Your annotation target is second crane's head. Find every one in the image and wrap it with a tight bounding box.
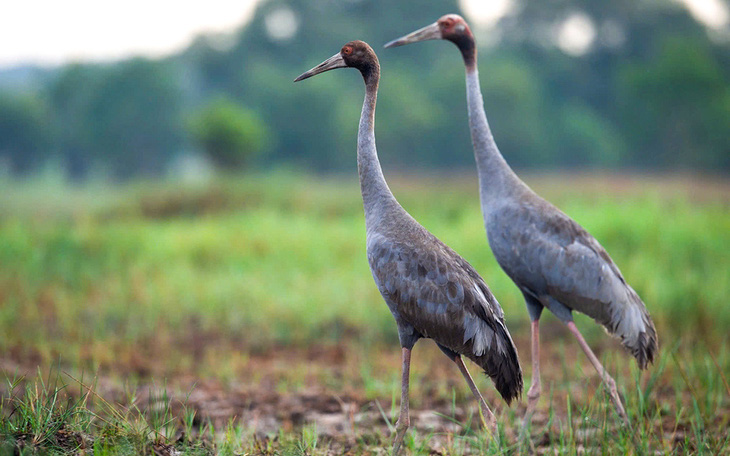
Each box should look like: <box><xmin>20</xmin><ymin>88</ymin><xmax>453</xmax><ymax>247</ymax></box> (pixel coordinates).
<box><xmin>294</xmin><ymin>40</ymin><xmax>380</xmax><ymax>84</ymax></box>
<box><xmin>384</xmin><ymin>14</ymin><xmax>476</xmax><ymax>67</ymax></box>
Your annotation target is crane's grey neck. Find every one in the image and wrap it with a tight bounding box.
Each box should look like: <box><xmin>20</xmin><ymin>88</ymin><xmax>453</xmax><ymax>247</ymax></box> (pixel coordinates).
<box><xmin>358</xmin><ymin>76</ymin><xmax>399</xmax><ymax>228</ymax></box>
<box><xmin>466</xmin><ymin>66</ymin><xmax>526</xmax><ymax>207</ymax></box>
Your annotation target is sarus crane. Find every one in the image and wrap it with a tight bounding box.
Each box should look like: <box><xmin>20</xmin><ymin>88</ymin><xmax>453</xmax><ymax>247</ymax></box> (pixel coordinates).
<box><xmin>385</xmin><ymin>15</ymin><xmax>658</xmax><ymax>429</ymax></box>
<box><xmin>295</xmin><ymin>40</ymin><xmax>522</xmax><ymax>454</ymax></box>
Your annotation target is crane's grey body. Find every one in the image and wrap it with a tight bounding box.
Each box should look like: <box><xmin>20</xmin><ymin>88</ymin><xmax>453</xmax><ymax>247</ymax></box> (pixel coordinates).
<box><xmin>295</xmin><ymin>41</ymin><xmax>520</xmax><ymax>453</ymax></box>
<box><xmin>384</xmin><ymin>14</ymin><xmax>657</xmax><ymax>430</ymax></box>
<box><xmin>467</xmin><ymin>68</ymin><xmax>657</xmax><ymax>367</ymax></box>
<box><xmin>355</xmin><ymin>45</ymin><xmax>521</xmax><ymax>402</ymax></box>
<box><xmin>367</xmin><ymin>225</ymin><xmax>521</xmax><ymax>396</ymax></box>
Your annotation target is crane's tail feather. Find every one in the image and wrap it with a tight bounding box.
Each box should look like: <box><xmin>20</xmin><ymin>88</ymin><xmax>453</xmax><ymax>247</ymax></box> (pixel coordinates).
<box><xmin>631</xmin><ymin>324</ymin><xmax>658</xmax><ymax>369</ymax></box>
<box><xmin>604</xmin><ymin>287</ymin><xmax>658</xmax><ymax>370</ymax></box>
<box><xmin>467</xmin><ymin>321</ymin><xmax>523</xmax><ymax>404</ymax></box>
<box><xmin>626</xmin><ymin>299</ymin><xmax>658</xmax><ymax>369</ymax></box>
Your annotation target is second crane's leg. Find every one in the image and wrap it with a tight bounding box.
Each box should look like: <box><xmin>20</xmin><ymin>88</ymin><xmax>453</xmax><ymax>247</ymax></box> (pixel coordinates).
<box><xmin>453</xmin><ymin>356</ymin><xmax>497</xmax><ymax>435</ymax></box>
<box><xmin>392</xmin><ymin>347</ymin><xmax>411</xmax><ymax>456</ymax></box>
<box><xmin>566</xmin><ymin>321</ymin><xmax>629</xmax><ymax>426</ymax></box>
<box><xmin>522</xmin><ymin>319</ymin><xmax>542</xmax><ymax>431</ymax></box>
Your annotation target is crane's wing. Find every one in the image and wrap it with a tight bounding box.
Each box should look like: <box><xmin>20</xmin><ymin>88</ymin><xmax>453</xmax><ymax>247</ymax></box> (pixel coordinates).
<box><xmin>487</xmin><ymin>200</ymin><xmax>657</xmax><ymax>367</ymax></box>
<box><xmin>367</xmin><ymin>231</ymin><xmax>522</xmax><ymax>402</ymax></box>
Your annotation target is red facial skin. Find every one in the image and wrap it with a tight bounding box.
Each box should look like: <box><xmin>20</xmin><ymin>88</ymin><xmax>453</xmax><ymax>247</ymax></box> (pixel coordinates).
<box><xmin>340</xmin><ymin>40</ymin><xmax>380</xmax><ymax>84</ymax></box>
<box><xmin>438</xmin><ymin>14</ymin><xmax>477</xmax><ymax>69</ymax></box>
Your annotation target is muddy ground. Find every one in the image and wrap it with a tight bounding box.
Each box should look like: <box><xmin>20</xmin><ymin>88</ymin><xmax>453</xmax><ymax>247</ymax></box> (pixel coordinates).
<box><xmin>0</xmin><ymin>324</ymin><xmax>725</xmax><ymax>454</ymax></box>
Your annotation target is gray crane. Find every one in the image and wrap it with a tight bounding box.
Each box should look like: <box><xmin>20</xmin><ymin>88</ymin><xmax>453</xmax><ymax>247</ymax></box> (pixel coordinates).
<box><xmin>385</xmin><ymin>15</ymin><xmax>658</xmax><ymax>429</ymax></box>
<box><xmin>295</xmin><ymin>40</ymin><xmax>522</xmax><ymax>453</ymax></box>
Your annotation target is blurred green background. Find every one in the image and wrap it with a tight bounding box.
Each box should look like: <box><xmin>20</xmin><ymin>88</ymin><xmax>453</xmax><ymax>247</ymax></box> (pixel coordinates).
<box><xmin>1</xmin><ymin>1</ymin><xmax>729</xmax><ymax>452</ymax></box>
<box><xmin>1</xmin><ymin>0</ymin><xmax>729</xmax><ymax>374</ymax></box>
<box><xmin>1</xmin><ymin>173</ymin><xmax>728</xmax><ymax>373</ymax></box>
<box><xmin>1</xmin><ymin>0</ymin><xmax>728</xmax><ymax>178</ymax></box>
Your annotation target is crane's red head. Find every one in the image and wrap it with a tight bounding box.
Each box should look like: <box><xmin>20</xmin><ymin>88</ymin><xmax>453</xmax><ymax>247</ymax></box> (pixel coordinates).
<box><xmin>384</xmin><ymin>14</ymin><xmax>476</xmax><ymax>67</ymax></box>
<box><xmin>294</xmin><ymin>40</ymin><xmax>380</xmax><ymax>84</ymax></box>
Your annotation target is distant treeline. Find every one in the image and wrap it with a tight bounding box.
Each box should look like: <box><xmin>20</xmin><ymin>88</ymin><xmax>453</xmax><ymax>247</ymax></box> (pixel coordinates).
<box><xmin>1</xmin><ymin>0</ymin><xmax>728</xmax><ymax>178</ymax></box>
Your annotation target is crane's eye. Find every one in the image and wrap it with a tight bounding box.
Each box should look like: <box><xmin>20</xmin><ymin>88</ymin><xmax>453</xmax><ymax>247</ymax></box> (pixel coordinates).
<box><xmin>342</xmin><ymin>46</ymin><xmax>353</xmax><ymax>55</ymax></box>
<box><xmin>443</xmin><ymin>18</ymin><xmax>454</xmax><ymax>27</ymax></box>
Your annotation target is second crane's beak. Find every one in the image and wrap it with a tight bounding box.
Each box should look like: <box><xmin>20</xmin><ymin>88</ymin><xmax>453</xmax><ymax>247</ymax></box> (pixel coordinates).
<box><xmin>294</xmin><ymin>52</ymin><xmax>347</xmax><ymax>82</ymax></box>
<box><xmin>384</xmin><ymin>22</ymin><xmax>442</xmax><ymax>48</ymax></box>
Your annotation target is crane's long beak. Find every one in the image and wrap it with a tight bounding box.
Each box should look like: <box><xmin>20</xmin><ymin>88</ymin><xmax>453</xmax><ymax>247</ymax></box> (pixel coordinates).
<box><xmin>294</xmin><ymin>52</ymin><xmax>347</xmax><ymax>82</ymax></box>
<box><xmin>384</xmin><ymin>22</ymin><xmax>441</xmax><ymax>48</ymax></box>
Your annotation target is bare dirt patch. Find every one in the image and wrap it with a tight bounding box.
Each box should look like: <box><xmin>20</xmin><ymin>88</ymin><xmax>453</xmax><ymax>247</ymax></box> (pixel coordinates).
<box><xmin>2</xmin><ymin>325</ymin><xmax>728</xmax><ymax>454</ymax></box>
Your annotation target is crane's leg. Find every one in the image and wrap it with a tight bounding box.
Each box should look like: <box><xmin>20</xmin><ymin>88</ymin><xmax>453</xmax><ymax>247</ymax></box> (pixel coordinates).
<box><xmin>391</xmin><ymin>347</ymin><xmax>412</xmax><ymax>456</ymax></box>
<box><xmin>453</xmin><ymin>355</ymin><xmax>498</xmax><ymax>436</ymax></box>
<box><xmin>566</xmin><ymin>321</ymin><xmax>629</xmax><ymax>426</ymax></box>
<box><xmin>522</xmin><ymin>319</ymin><xmax>542</xmax><ymax>431</ymax></box>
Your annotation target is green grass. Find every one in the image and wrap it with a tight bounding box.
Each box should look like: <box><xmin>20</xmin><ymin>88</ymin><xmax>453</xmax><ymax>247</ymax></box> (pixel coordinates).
<box><xmin>0</xmin><ymin>171</ymin><xmax>729</xmax><ymax>454</ymax></box>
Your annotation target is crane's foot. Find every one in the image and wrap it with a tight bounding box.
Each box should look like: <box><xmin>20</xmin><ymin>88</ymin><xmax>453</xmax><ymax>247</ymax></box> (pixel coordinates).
<box><xmin>473</xmin><ymin>394</ymin><xmax>500</xmax><ymax>447</ymax></box>
<box><xmin>476</xmin><ymin>405</ymin><xmax>498</xmax><ymax>440</ymax></box>
<box><xmin>453</xmin><ymin>356</ymin><xmax>500</xmax><ymax>444</ymax></box>
<box><xmin>517</xmin><ymin>381</ymin><xmax>541</xmax><ymax>454</ymax></box>
<box><xmin>603</xmin><ymin>374</ymin><xmax>630</xmax><ymax>427</ymax></box>
<box><xmin>391</xmin><ymin>415</ymin><xmax>409</xmax><ymax>456</ymax></box>
<box><xmin>519</xmin><ymin>319</ymin><xmax>542</xmax><ymax>450</ymax></box>
<box><xmin>392</xmin><ymin>346</ymin><xmax>412</xmax><ymax>456</ymax></box>
<box><xmin>566</xmin><ymin>322</ymin><xmax>632</xmax><ymax>429</ymax></box>
<box><xmin>520</xmin><ymin>380</ymin><xmax>541</xmax><ymax>434</ymax></box>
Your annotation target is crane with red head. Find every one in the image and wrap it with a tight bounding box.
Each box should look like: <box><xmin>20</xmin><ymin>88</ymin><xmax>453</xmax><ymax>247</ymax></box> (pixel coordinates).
<box><xmin>296</xmin><ymin>40</ymin><xmax>522</xmax><ymax>454</ymax></box>
<box><xmin>386</xmin><ymin>14</ymin><xmax>657</xmax><ymax>433</ymax></box>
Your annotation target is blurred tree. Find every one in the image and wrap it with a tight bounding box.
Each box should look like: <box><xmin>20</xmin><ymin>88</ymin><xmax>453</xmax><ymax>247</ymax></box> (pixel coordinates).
<box><xmin>86</xmin><ymin>58</ymin><xmax>185</xmax><ymax>177</ymax></box>
<box><xmin>0</xmin><ymin>92</ymin><xmax>50</xmax><ymax>173</ymax></box>
<box><xmin>46</xmin><ymin>64</ymin><xmax>102</xmax><ymax>177</ymax></box>
<box><xmin>2</xmin><ymin>0</ymin><xmax>728</xmax><ymax>176</ymax></box>
<box><xmin>47</xmin><ymin>59</ymin><xmax>185</xmax><ymax>178</ymax></box>
<box><xmin>497</xmin><ymin>0</ymin><xmax>729</xmax><ymax>170</ymax></box>
<box><xmin>555</xmin><ymin>101</ymin><xmax>627</xmax><ymax>168</ymax></box>
<box><xmin>225</xmin><ymin>0</ymin><xmax>470</xmax><ymax>171</ymax></box>
<box><xmin>189</xmin><ymin>98</ymin><xmax>269</xmax><ymax>169</ymax></box>
<box><xmin>617</xmin><ymin>36</ymin><xmax>730</xmax><ymax>169</ymax></box>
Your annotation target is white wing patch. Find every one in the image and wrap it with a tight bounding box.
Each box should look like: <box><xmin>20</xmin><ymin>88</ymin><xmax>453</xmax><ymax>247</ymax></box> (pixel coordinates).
<box><xmin>460</xmin><ymin>284</ymin><xmax>505</xmax><ymax>356</ymax></box>
<box><xmin>610</xmin><ymin>286</ymin><xmax>647</xmax><ymax>347</ymax></box>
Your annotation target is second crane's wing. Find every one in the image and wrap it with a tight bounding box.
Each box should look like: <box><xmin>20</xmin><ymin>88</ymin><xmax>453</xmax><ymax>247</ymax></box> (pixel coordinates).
<box><xmin>487</xmin><ymin>200</ymin><xmax>627</xmax><ymax>325</ymax></box>
<box><xmin>367</xmin><ymin>231</ymin><xmax>511</xmax><ymax>358</ymax></box>
<box><xmin>487</xmin><ymin>199</ymin><xmax>657</xmax><ymax>368</ymax></box>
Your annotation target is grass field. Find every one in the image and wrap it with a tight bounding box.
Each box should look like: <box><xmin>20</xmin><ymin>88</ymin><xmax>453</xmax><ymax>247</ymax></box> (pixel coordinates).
<box><xmin>0</xmin><ymin>171</ymin><xmax>729</xmax><ymax>454</ymax></box>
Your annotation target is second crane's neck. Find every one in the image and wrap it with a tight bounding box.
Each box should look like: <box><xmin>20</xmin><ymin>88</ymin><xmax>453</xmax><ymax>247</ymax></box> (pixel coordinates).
<box><xmin>465</xmin><ymin>66</ymin><xmax>527</xmax><ymax>208</ymax></box>
<box><xmin>358</xmin><ymin>72</ymin><xmax>399</xmax><ymax>228</ymax></box>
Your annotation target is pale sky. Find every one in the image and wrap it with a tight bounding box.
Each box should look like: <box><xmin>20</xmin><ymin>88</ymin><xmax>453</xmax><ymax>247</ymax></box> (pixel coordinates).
<box><xmin>0</xmin><ymin>0</ymin><xmax>726</xmax><ymax>68</ymax></box>
<box><xmin>0</xmin><ymin>0</ymin><xmax>259</xmax><ymax>66</ymax></box>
